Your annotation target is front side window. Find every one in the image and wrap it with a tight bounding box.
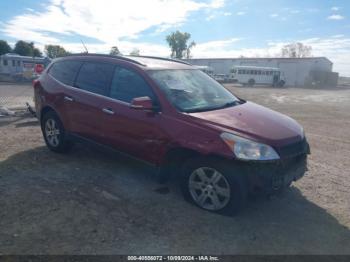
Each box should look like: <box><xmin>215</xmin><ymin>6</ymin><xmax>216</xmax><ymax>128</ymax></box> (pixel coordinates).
<box><xmin>75</xmin><ymin>62</ymin><xmax>115</xmax><ymax>96</ymax></box>
<box><xmin>148</xmin><ymin>69</ymin><xmax>241</xmax><ymax>113</ymax></box>
<box><xmin>12</xmin><ymin>60</ymin><xmax>15</xmax><ymax>67</ymax></box>
<box><xmin>49</xmin><ymin>60</ymin><xmax>82</xmax><ymax>86</ymax></box>
<box><xmin>109</xmin><ymin>67</ymin><xmax>156</xmax><ymax>103</ymax></box>
<box><xmin>3</xmin><ymin>59</ymin><xmax>8</xmax><ymax>66</ymax></box>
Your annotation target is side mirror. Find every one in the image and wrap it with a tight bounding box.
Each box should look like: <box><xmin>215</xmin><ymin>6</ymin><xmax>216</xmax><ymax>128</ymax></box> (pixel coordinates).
<box><xmin>130</xmin><ymin>96</ymin><xmax>155</xmax><ymax>111</ymax></box>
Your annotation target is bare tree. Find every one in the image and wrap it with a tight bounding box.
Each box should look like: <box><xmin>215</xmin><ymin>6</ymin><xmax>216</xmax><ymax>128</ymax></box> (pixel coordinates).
<box><xmin>281</xmin><ymin>42</ymin><xmax>312</xmax><ymax>58</ymax></box>
<box><xmin>129</xmin><ymin>48</ymin><xmax>140</xmax><ymax>56</ymax></box>
<box><xmin>45</xmin><ymin>45</ymin><xmax>69</xmax><ymax>58</ymax></box>
<box><xmin>109</xmin><ymin>46</ymin><xmax>121</xmax><ymax>56</ymax></box>
<box><xmin>185</xmin><ymin>41</ymin><xmax>196</xmax><ymax>59</ymax></box>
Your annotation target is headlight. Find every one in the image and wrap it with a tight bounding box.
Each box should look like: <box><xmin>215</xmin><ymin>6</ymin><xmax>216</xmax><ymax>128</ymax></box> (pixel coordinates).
<box><xmin>220</xmin><ymin>132</ymin><xmax>280</xmax><ymax>160</ymax></box>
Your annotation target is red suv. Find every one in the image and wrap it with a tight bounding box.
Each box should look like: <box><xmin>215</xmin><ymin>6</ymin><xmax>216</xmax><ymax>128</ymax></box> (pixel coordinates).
<box><xmin>34</xmin><ymin>54</ymin><xmax>310</xmax><ymax>215</ymax></box>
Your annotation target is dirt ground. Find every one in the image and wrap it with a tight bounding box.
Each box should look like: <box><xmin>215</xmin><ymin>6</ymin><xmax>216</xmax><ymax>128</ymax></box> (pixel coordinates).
<box><xmin>0</xmin><ymin>83</ymin><xmax>350</xmax><ymax>255</ymax></box>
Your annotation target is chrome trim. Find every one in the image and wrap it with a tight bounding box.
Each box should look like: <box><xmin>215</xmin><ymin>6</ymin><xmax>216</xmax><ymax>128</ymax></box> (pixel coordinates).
<box><xmin>102</xmin><ymin>108</ymin><xmax>115</xmax><ymax>115</ymax></box>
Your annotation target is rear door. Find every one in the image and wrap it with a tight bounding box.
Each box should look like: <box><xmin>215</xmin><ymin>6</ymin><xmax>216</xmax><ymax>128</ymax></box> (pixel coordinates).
<box><xmin>47</xmin><ymin>60</ymin><xmax>83</xmax><ymax>129</ymax></box>
<box><xmin>67</xmin><ymin>61</ymin><xmax>115</xmax><ymax>142</ymax></box>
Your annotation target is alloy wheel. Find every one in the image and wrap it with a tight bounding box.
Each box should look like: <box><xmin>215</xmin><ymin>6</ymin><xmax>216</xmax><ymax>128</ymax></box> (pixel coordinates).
<box><xmin>189</xmin><ymin>167</ymin><xmax>231</xmax><ymax>211</ymax></box>
<box><xmin>44</xmin><ymin>118</ymin><xmax>60</xmax><ymax>147</ymax></box>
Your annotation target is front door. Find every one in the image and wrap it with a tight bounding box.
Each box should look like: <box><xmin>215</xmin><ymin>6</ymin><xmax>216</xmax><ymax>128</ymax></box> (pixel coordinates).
<box><xmin>100</xmin><ymin>66</ymin><xmax>167</xmax><ymax>164</ymax></box>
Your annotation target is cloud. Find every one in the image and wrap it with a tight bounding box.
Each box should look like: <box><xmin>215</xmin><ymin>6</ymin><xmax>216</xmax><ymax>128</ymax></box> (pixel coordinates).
<box><xmin>270</xmin><ymin>13</ymin><xmax>279</xmax><ymax>18</ymax></box>
<box><xmin>191</xmin><ymin>38</ymin><xmax>242</xmax><ymax>57</ymax></box>
<box><xmin>327</xmin><ymin>14</ymin><xmax>345</xmax><ymax>20</ymax></box>
<box><xmin>2</xmin><ymin>0</ymin><xmax>225</xmax><ymax>45</ymax></box>
<box><xmin>331</xmin><ymin>6</ymin><xmax>340</xmax><ymax>11</ymax></box>
<box><xmin>209</xmin><ymin>0</ymin><xmax>225</xmax><ymax>8</ymax></box>
<box><xmin>332</xmin><ymin>34</ymin><xmax>345</xmax><ymax>38</ymax></box>
<box><xmin>298</xmin><ymin>28</ymin><xmax>312</xmax><ymax>33</ymax></box>
<box><xmin>206</xmin><ymin>14</ymin><xmax>216</xmax><ymax>21</ymax></box>
<box><xmin>57</xmin><ymin>41</ymin><xmax>170</xmax><ymax>57</ymax></box>
<box><xmin>223</xmin><ymin>12</ymin><xmax>232</xmax><ymax>16</ymax></box>
<box><xmin>236</xmin><ymin>11</ymin><xmax>246</xmax><ymax>16</ymax></box>
<box><xmin>307</xmin><ymin>8</ymin><xmax>319</xmax><ymax>13</ymax></box>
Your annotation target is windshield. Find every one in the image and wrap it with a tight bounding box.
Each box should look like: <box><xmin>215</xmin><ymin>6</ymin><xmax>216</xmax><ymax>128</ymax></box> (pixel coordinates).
<box><xmin>148</xmin><ymin>69</ymin><xmax>241</xmax><ymax>113</ymax></box>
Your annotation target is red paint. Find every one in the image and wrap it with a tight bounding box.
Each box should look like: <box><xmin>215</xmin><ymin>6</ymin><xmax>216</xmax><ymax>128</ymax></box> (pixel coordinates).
<box><xmin>34</xmin><ymin>55</ymin><xmax>307</xmax><ymax>166</ymax></box>
<box><xmin>35</xmin><ymin>64</ymin><xmax>44</xmax><ymax>74</ymax></box>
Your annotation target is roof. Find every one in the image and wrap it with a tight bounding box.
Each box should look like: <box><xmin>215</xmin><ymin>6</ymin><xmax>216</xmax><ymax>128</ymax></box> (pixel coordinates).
<box><xmin>185</xmin><ymin>56</ymin><xmax>333</xmax><ymax>64</ymax></box>
<box><xmin>62</xmin><ymin>53</ymin><xmax>194</xmax><ymax>70</ymax></box>
<box><xmin>195</xmin><ymin>65</ymin><xmax>214</xmax><ymax>70</ymax></box>
<box><xmin>232</xmin><ymin>65</ymin><xmax>280</xmax><ymax>70</ymax></box>
<box><xmin>0</xmin><ymin>53</ymin><xmax>46</xmax><ymax>60</ymax></box>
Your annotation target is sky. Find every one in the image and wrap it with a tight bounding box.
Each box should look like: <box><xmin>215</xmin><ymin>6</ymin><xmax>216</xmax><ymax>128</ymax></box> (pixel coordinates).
<box><xmin>0</xmin><ymin>0</ymin><xmax>349</xmax><ymax>76</ymax></box>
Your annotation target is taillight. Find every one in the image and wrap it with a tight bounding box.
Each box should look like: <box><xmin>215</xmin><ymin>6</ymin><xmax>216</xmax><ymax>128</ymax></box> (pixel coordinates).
<box><xmin>35</xmin><ymin>64</ymin><xmax>44</xmax><ymax>74</ymax></box>
<box><xmin>33</xmin><ymin>79</ymin><xmax>40</xmax><ymax>88</ymax></box>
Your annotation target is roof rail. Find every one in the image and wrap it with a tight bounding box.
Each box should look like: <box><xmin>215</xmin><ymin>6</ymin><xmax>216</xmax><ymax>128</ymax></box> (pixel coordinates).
<box><xmin>128</xmin><ymin>55</ymin><xmax>193</xmax><ymax>66</ymax></box>
<box><xmin>66</xmin><ymin>53</ymin><xmax>146</xmax><ymax>66</ymax></box>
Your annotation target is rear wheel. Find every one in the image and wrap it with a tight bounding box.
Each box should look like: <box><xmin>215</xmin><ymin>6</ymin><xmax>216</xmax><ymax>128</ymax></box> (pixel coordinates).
<box><xmin>41</xmin><ymin>111</ymin><xmax>73</xmax><ymax>153</ymax></box>
<box><xmin>248</xmin><ymin>78</ymin><xmax>255</xmax><ymax>87</ymax></box>
<box><xmin>278</xmin><ymin>80</ymin><xmax>285</xmax><ymax>87</ymax></box>
<box><xmin>181</xmin><ymin>157</ymin><xmax>247</xmax><ymax>215</ymax></box>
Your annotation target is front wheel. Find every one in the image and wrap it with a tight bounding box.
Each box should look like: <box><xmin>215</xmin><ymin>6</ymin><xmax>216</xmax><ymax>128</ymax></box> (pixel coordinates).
<box><xmin>181</xmin><ymin>157</ymin><xmax>248</xmax><ymax>215</ymax></box>
<box><xmin>41</xmin><ymin>111</ymin><xmax>73</xmax><ymax>153</ymax></box>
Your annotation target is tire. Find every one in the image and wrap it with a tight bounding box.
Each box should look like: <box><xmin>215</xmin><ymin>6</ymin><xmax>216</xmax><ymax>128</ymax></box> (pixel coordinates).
<box><xmin>248</xmin><ymin>79</ymin><xmax>255</xmax><ymax>87</ymax></box>
<box><xmin>41</xmin><ymin>111</ymin><xmax>73</xmax><ymax>153</ymax></box>
<box><xmin>181</xmin><ymin>157</ymin><xmax>248</xmax><ymax>215</ymax></box>
<box><xmin>278</xmin><ymin>80</ymin><xmax>285</xmax><ymax>87</ymax></box>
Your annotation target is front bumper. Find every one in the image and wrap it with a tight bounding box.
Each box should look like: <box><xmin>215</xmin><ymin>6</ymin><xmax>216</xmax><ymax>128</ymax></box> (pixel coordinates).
<box><xmin>238</xmin><ymin>154</ymin><xmax>308</xmax><ymax>194</ymax></box>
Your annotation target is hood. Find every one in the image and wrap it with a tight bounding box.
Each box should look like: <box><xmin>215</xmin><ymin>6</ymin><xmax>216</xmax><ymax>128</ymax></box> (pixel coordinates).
<box><xmin>188</xmin><ymin>101</ymin><xmax>304</xmax><ymax>147</ymax></box>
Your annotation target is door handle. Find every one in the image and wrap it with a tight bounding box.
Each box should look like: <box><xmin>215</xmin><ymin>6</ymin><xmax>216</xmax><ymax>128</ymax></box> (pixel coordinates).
<box><xmin>102</xmin><ymin>108</ymin><xmax>115</xmax><ymax>115</ymax></box>
<box><xmin>64</xmin><ymin>96</ymin><xmax>74</xmax><ymax>102</ymax></box>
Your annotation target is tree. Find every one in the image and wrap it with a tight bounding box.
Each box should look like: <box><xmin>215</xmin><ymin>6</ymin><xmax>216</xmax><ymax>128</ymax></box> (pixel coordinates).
<box><xmin>109</xmin><ymin>46</ymin><xmax>121</xmax><ymax>56</ymax></box>
<box><xmin>33</xmin><ymin>47</ymin><xmax>42</xmax><ymax>57</ymax></box>
<box><xmin>166</xmin><ymin>31</ymin><xmax>196</xmax><ymax>59</ymax></box>
<box><xmin>13</xmin><ymin>40</ymin><xmax>42</xmax><ymax>57</ymax></box>
<box><xmin>281</xmin><ymin>42</ymin><xmax>312</xmax><ymax>58</ymax></box>
<box><xmin>185</xmin><ymin>41</ymin><xmax>196</xmax><ymax>59</ymax></box>
<box><xmin>45</xmin><ymin>45</ymin><xmax>69</xmax><ymax>58</ymax></box>
<box><xmin>129</xmin><ymin>48</ymin><xmax>140</xmax><ymax>56</ymax></box>
<box><xmin>13</xmin><ymin>41</ymin><xmax>33</xmax><ymax>56</ymax></box>
<box><xmin>0</xmin><ymin>40</ymin><xmax>12</xmax><ymax>55</ymax></box>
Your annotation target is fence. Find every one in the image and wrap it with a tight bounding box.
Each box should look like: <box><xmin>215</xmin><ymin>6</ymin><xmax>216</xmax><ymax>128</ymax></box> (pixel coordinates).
<box><xmin>0</xmin><ymin>82</ymin><xmax>33</xmax><ymax>111</ymax></box>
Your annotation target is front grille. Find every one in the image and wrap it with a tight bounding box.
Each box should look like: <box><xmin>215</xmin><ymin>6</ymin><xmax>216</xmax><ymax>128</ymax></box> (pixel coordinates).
<box><xmin>277</xmin><ymin>138</ymin><xmax>310</xmax><ymax>158</ymax></box>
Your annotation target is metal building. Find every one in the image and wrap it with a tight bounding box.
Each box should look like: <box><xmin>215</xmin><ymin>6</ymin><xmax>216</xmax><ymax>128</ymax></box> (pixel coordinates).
<box><xmin>185</xmin><ymin>57</ymin><xmax>336</xmax><ymax>87</ymax></box>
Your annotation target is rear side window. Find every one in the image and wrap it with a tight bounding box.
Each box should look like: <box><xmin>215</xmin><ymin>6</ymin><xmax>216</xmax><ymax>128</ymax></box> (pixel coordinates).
<box><xmin>49</xmin><ymin>61</ymin><xmax>82</xmax><ymax>86</ymax></box>
<box><xmin>109</xmin><ymin>67</ymin><xmax>155</xmax><ymax>103</ymax></box>
<box><xmin>75</xmin><ymin>62</ymin><xmax>115</xmax><ymax>96</ymax></box>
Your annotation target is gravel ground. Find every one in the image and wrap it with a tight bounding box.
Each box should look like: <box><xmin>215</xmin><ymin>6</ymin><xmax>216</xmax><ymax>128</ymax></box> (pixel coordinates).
<box><xmin>0</xmin><ymin>82</ymin><xmax>33</xmax><ymax>110</ymax></box>
<box><xmin>0</xmin><ymin>83</ymin><xmax>350</xmax><ymax>255</ymax></box>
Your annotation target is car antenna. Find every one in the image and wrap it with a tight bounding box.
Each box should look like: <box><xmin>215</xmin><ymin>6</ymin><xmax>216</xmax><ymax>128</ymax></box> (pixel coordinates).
<box><xmin>80</xmin><ymin>39</ymin><xmax>89</xmax><ymax>53</ymax></box>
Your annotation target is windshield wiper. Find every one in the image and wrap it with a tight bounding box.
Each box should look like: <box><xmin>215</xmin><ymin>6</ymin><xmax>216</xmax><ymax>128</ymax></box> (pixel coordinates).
<box><xmin>222</xmin><ymin>101</ymin><xmax>239</xmax><ymax>108</ymax></box>
<box><xmin>185</xmin><ymin>100</ymin><xmax>240</xmax><ymax>113</ymax></box>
